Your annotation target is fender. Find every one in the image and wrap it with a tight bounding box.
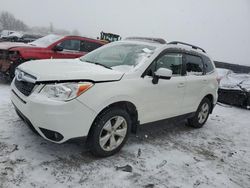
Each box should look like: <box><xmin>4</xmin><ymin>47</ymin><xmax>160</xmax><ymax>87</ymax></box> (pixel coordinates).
<box><xmin>92</xmin><ymin>95</ymin><xmax>138</xmax><ymax>116</ymax></box>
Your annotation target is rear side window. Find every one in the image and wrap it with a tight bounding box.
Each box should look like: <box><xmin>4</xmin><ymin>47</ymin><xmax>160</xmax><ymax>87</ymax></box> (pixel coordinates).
<box><xmin>185</xmin><ymin>54</ymin><xmax>204</xmax><ymax>76</ymax></box>
<box><xmin>156</xmin><ymin>53</ymin><xmax>183</xmax><ymax>75</ymax></box>
<box><xmin>203</xmin><ymin>56</ymin><xmax>214</xmax><ymax>73</ymax></box>
<box><xmin>80</xmin><ymin>41</ymin><xmax>102</xmax><ymax>52</ymax></box>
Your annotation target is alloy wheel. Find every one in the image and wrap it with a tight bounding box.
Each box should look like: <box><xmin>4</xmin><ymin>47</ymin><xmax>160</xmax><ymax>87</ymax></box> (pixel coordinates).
<box><xmin>198</xmin><ymin>103</ymin><xmax>209</xmax><ymax>124</ymax></box>
<box><xmin>99</xmin><ymin>116</ymin><xmax>128</xmax><ymax>151</ymax></box>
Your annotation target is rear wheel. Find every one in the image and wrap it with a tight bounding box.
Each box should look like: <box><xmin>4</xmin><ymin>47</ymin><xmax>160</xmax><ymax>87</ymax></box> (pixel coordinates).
<box><xmin>88</xmin><ymin>107</ymin><xmax>131</xmax><ymax>157</ymax></box>
<box><xmin>188</xmin><ymin>98</ymin><xmax>211</xmax><ymax>128</ymax></box>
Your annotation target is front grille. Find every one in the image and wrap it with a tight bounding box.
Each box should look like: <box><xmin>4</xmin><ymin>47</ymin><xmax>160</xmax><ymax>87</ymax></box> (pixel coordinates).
<box><xmin>14</xmin><ymin>78</ymin><xmax>35</xmax><ymax>96</ymax></box>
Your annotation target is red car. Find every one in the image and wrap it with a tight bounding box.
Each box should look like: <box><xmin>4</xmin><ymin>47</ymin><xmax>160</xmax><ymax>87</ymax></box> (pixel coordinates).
<box><xmin>0</xmin><ymin>34</ymin><xmax>107</xmax><ymax>79</ymax></box>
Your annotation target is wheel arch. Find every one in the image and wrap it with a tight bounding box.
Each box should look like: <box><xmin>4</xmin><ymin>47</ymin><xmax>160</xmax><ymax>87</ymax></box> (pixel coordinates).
<box><xmin>87</xmin><ymin>101</ymin><xmax>139</xmax><ymax>141</ymax></box>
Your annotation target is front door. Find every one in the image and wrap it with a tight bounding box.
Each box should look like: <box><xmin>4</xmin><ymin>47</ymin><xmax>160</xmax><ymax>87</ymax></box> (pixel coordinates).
<box><xmin>52</xmin><ymin>39</ymin><xmax>85</xmax><ymax>59</ymax></box>
<box><xmin>137</xmin><ymin>52</ymin><xmax>187</xmax><ymax>124</ymax></box>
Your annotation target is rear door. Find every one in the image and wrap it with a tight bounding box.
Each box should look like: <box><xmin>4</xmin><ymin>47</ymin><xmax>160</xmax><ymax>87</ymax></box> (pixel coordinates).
<box><xmin>182</xmin><ymin>53</ymin><xmax>207</xmax><ymax>113</ymax></box>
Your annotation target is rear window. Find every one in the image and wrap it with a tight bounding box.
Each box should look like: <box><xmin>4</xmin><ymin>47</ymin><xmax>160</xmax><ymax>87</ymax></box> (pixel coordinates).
<box><xmin>203</xmin><ymin>56</ymin><xmax>215</xmax><ymax>73</ymax></box>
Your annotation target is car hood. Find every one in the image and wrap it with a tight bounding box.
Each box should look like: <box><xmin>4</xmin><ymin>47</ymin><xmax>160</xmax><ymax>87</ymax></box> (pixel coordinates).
<box><xmin>17</xmin><ymin>59</ymin><xmax>124</xmax><ymax>82</ymax></box>
<box><xmin>0</xmin><ymin>42</ymin><xmax>33</xmax><ymax>50</ymax></box>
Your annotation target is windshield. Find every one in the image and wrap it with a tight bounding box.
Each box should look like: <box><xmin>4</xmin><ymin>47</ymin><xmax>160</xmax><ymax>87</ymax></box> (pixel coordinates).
<box><xmin>80</xmin><ymin>42</ymin><xmax>156</xmax><ymax>72</ymax></box>
<box><xmin>29</xmin><ymin>34</ymin><xmax>63</xmax><ymax>47</ymax></box>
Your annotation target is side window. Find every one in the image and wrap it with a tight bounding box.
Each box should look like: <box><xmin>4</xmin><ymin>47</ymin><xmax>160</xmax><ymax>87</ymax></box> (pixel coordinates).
<box><xmin>59</xmin><ymin>40</ymin><xmax>80</xmax><ymax>51</ymax></box>
<box><xmin>80</xmin><ymin>41</ymin><xmax>102</xmax><ymax>52</ymax></box>
<box><xmin>185</xmin><ymin>55</ymin><xmax>204</xmax><ymax>76</ymax></box>
<box><xmin>203</xmin><ymin>56</ymin><xmax>214</xmax><ymax>73</ymax></box>
<box><xmin>156</xmin><ymin>53</ymin><xmax>183</xmax><ymax>76</ymax></box>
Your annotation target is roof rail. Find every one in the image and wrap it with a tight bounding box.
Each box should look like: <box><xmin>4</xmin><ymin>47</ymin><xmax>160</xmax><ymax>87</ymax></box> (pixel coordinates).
<box><xmin>168</xmin><ymin>41</ymin><xmax>206</xmax><ymax>53</ymax></box>
<box><xmin>125</xmin><ymin>37</ymin><xmax>167</xmax><ymax>44</ymax></box>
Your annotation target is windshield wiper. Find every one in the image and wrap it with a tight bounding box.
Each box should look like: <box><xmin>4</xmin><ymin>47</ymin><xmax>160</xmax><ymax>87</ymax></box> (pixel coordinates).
<box><xmin>84</xmin><ymin>60</ymin><xmax>112</xmax><ymax>70</ymax></box>
<box><xmin>94</xmin><ymin>62</ymin><xmax>112</xmax><ymax>70</ymax></box>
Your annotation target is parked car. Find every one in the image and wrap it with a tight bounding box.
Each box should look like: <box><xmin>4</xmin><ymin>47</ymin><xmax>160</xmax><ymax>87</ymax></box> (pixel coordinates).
<box><xmin>3</xmin><ymin>33</ymin><xmax>43</xmax><ymax>43</ymax></box>
<box><xmin>0</xmin><ymin>34</ymin><xmax>107</xmax><ymax>79</ymax></box>
<box><xmin>18</xmin><ymin>34</ymin><xmax>43</xmax><ymax>43</ymax></box>
<box><xmin>217</xmin><ymin>68</ymin><xmax>250</xmax><ymax>109</ymax></box>
<box><xmin>0</xmin><ymin>30</ymin><xmax>21</xmax><ymax>39</ymax></box>
<box><xmin>1</xmin><ymin>31</ymin><xmax>23</xmax><ymax>42</ymax></box>
<box><xmin>11</xmin><ymin>38</ymin><xmax>218</xmax><ymax>157</ymax></box>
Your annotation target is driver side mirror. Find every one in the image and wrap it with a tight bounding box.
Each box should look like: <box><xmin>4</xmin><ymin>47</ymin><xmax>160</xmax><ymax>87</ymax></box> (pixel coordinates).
<box><xmin>53</xmin><ymin>45</ymin><xmax>63</xmax><ymax>52</ymax></box>
<box><xmin>152</xmin><ymin>68</ymin><xmax>172</xmax><ymax>84</ymax></box>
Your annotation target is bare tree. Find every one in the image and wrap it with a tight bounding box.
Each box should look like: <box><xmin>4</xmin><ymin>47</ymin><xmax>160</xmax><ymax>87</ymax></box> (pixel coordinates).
<box><xmin>0</xmin><ymin>11</ymin><xmax>28</xmax><ymax>31</ymax></box>
<box><xmin>0</xmin><ymin>11</ymin><xmax>73</xmax><ymax>36</ymax></box>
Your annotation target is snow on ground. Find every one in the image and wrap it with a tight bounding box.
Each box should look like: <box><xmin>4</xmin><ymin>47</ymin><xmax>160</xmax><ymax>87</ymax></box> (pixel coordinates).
<box><xmin>0</xmin><ymin>81</ymin><xmax>250</xmax><ymax>188</ymax></box>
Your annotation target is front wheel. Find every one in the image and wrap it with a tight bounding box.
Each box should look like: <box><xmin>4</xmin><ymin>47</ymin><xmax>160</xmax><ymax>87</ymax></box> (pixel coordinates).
<box><xmin>88</xmin><ymin>108</ymin><xmax>131</xmax><ymax>157</ymax></box>
<box><xmin>188</xmin><ymin>98</ymin><xmax>211</xmax><ymax>128</ymax></box>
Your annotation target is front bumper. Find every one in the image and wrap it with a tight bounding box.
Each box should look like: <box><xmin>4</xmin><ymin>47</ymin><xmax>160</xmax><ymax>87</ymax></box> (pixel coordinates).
<box><xmin>11</xmin><ymin>82</ymin><xmax>98</xmax><ymax>143</ymax></box>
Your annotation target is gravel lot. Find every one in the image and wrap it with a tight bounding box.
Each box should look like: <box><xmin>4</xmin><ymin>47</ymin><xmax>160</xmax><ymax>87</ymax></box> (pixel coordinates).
<box><xmin>0</xmin><ymin>81</ymin><xmax>250</xmax><ymax>188</ymax></box>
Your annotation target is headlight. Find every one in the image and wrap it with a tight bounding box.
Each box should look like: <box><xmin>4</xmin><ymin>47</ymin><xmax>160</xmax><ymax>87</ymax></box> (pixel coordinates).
<box><xmin>40</xmin><ymin>82</ymin><xmax>94</xmax><ymax>101</ymax></box>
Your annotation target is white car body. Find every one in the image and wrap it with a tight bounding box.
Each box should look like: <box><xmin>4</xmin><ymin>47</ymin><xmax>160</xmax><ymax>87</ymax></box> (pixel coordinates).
<box><xmin>11</xmin><ymin>39</ymin><xmax>218</xmax><ymax>145</ymax></box>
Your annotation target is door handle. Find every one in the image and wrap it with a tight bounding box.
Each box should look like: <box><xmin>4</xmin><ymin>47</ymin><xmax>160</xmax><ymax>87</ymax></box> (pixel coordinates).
<box><xmin>178</xmin><ymin>83</ymin><xmax>185</xmax><ymax>88</ymax></box>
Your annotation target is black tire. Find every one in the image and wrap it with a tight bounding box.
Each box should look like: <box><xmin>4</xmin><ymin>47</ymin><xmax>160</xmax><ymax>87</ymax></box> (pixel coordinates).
<box><xmin>188</xmin><ymin>97</ymin><xmax>211</xmax><ymax>128</ymax></box>
<box><xmin>87</xmin><ymin>107</ymin><xmax>131</xmax><ymax>157</ymax></box>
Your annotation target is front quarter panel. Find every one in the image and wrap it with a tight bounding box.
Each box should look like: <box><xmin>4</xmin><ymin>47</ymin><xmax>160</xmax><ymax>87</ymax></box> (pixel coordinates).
<box><xmin>77</xmin><ymin>80</ymin><xmax>139</xmax><ymax>115</ymax></box>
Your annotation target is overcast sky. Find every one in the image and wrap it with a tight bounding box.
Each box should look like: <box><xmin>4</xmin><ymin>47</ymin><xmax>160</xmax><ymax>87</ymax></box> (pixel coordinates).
<box><xmin>1</xmin><ymin>0</ymin><xmax>250</xmax><ymax>65</ymax></box>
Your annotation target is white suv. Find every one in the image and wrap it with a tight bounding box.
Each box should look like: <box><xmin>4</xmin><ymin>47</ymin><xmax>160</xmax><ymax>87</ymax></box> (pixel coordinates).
<box><xmin>11</xmin><ymin>38</ymin><xmax>218</xmax><ymax>157</ymax></box>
